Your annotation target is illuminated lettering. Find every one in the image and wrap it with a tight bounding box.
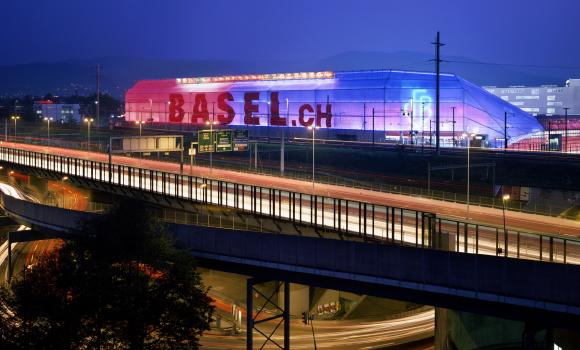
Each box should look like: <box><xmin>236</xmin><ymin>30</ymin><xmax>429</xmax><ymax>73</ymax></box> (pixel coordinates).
<box><xmin>316</xmin><ymin>103</ymin><xmax>332</xmax><ymax>127</ymax></box>
<box><xmin>244</xmin><ymin>92</ymin><xmax>260</xmax><ymax>125</ymax></box>
<box><xmin>217</xmin><ymin>92</ymin><xmax>235</xmax><ymax>124</ymax></box>
<box><xmin>168</xmin><ymin>94</ymin><xmax>184</xmax><ymax>122</ymax></box>
<box><xmin>191</xmin><ymin>93</ymin><xmax>209</xmax><ymax>124</ymax></box>
<box><xmin>298</xmin><ymin>104</ymin><xmax>314</xmax><ymax>127</ymax></box>
<box><xmin>269</xmin><ymin>92</ymin><xmax>286</xmax><ymax>126</ymax></box>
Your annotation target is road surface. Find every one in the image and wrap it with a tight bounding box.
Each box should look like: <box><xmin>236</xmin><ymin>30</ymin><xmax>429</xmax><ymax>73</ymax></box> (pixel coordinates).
<box><xmin>0</xmin><ymin>141</ymin><xmax>577</xmax><ymax>238</ymax></box>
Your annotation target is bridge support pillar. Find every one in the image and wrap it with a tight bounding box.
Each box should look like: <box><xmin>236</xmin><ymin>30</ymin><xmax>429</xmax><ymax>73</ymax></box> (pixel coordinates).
<box><xmin>434</xmin><ymin>309</ymin><xmax>563</xmax><ymax>349</ymax></box>
<box><xmin>246</xmin><ymin>279</ymin><xmax>290</xmax><ymax>350</ymax></box>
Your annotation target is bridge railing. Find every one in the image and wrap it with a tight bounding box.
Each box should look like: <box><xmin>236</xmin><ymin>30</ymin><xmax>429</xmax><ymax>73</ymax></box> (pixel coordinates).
<box><xmin>0</xmin><ymin>145</ymin><xmax>578</xmax><ymax>265</ymax></box>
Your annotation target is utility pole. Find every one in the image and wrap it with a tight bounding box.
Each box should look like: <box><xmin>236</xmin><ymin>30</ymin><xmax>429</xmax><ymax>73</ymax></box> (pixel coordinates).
<box><xmin>96</xmin><ymin>64</ymin><xmax>101</xmax><ymax>128</ymax></box>
<box><xmin>281</xmin><ymin>99</ymin><xmax>288</xmax><ymax>176</ymax></box>
<box><xmin>431</xmin><ymin>31</ymin><xmax>444</xmax><ymax>155</ymax></box>
<box><xmin>421</xmin><ymin>102</ymin><xmax>425</xmax><ymax>151</ymax></box>
<box><xmin>548</xmin><ymin>121</ymin><xmax>552</xmax><ymax>151</ymax></box>
<box><xmin>563</xmin><ymin>107</ymin><xmax>570</xmax><ymax>153</ymax></box>
<box><xmin>504</xmin><ymin>111</ymin><xmax>508</xmax><ymax>151</ymax></box>
<box><xmin>451</xmin><ymin>106</ymin><xmax>456</xmax><ymax>147</ymax></box>
<box><xmin>372</xmin><ymin>107</ymin><xmax>375</xmax><ymax>145</ymax></box>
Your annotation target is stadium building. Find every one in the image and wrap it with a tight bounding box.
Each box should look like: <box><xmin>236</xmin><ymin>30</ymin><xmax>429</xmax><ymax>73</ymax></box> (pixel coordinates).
<box><xmin>125</xmin><ymin>69</ymin><xmax>543</xmax><ymax>148</ymax></box>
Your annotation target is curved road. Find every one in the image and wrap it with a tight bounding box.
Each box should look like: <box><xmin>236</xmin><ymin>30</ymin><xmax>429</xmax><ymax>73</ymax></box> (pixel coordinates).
<box><xmin>1</xmin><ymin>141</ymin><xmax>577</xmax><ymax>237</ymax></box>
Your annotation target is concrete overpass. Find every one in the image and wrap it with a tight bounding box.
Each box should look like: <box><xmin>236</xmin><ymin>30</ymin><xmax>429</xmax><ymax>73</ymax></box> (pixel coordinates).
<box><xmin>1</xmin><ymin>192</ymin><xmax>579</xmax><ymax>330</ymax></box>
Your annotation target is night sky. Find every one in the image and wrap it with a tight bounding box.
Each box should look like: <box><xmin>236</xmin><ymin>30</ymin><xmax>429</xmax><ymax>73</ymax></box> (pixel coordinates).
<box><xmin>2</xmin><ymin>0</ymin><xmax>579</xmax><ymax>67</ymax></box>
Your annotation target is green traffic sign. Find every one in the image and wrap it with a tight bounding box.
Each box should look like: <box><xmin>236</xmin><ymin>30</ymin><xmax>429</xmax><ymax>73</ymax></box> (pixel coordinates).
<box><xmin>198</xmin><ymin>130</ymin><xmax>214</xmax><ymax>153</ymax></box>
<box><xmin>233</xmin><ymin>129</ymin><xmax>249</xmax><ymax>151</ymax></box>
<box><xmin>215</xmin><ymin>130</ymin><xmax>233</xmax><ymax>152</ymax></box>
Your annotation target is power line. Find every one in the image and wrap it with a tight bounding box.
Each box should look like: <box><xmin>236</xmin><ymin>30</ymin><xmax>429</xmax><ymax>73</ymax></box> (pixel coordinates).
<box><xmin>445</xmin><ymin>60</ymin><xmax>580</xmax><ymax>70</ymax></box>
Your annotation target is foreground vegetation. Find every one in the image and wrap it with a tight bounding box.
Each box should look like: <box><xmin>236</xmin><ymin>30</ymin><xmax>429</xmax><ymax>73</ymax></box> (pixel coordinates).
<box><xmin>0</xmin><ymin>201</ymin><xmax>213</xmax><ymax>350</ymax></box>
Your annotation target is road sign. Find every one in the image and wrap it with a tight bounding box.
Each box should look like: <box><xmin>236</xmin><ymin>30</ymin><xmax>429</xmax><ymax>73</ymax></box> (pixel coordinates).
<box><xmin>198</xmin><ymin>130</ymin><xmax>214</xmax><ymax>153</ymax></box>
<box><xmin>188</xmin><ymin>147</ymin><xmax>196</xmax><ymax>156</ymax></box>
<box><xmin>112</xmin><ymin>135</ymin><xmax>183</xmax><ymax>153</ymax></box>
<box><xmin>216</xmin><ymin>130</ymin><xmax>234</xmax><ymax>152</ymax></box>
<box><xmin>233</xmin><ymin>129</ymin><xmax>249</xmax><ymax>151</ymax></box>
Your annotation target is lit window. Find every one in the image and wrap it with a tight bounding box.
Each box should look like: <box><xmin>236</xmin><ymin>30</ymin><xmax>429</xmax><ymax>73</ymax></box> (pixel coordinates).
<box><xmin>515</xmin><ymin>96</ymin><xmax>539</xmax><ymax>100</ymax></box>
<box><xmin>547</xmin><ymin>95</ymin><xmax>556</xmax><ymax>101</ymax></box>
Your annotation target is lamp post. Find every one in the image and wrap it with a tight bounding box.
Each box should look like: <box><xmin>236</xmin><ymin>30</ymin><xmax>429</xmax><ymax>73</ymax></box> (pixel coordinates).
<box><xmin>421</xmin><ymin>102</ymin><xmax>425</xmax><ymax>150</ymax></box>
<box><xmin>563</xmin><ymin>107</ymin><xmax>570</xmax><ymax>153</ymax></box>
<box><xmin>135</xmin><ymin>120</ymin><xmax>145</xmax><ymax>137</ymax></box>
<box><xmin>502</xmin><ymin>193</ymin><xmax>510</xmax><ymax>256</ymax></box>
<box><xmin>43</xmin><ymin>117</ymin><xmax>53</xmax><ymax>145</ymax></box>
<box><xmin>94</xmin><ymin>100</ymin><xmax>99</xmax><ymax>128</ymax></box>
<box><xmin>205</xmin><ymin>119</ymin><xmax>218</xmax><ymax>175</ymax></box>
<box><xmin>61</xmin><ymin>176</ymin><xmax>69</xmax><ymax>208</ymax></box>
<box><xmin>84</xmin><ymin>117</ymin><xmax>94</xmax><ymax>153</ymax></box>
<box><xmin>11</xmin><ymin>115</ymin><xmax>19</xmax><ymax>139</ymax></box>
<box><xmin>451</xmin><ymin>106</ymin><xmax>456</xmax><ymax>147</ymax></box>
<box><xmin>401</xmin><ymin>99</ymin><xmax>414</xmax><ymax>144</ymax></box>
<box><xmin>463</xmin><ymin>132</ymin><xmax>475</xmax><ymax>223</ymax></box>
<box><xmin>307</xmin><ymin>125</ymin><xmax>319</xmax><ymax>192</ymax></box>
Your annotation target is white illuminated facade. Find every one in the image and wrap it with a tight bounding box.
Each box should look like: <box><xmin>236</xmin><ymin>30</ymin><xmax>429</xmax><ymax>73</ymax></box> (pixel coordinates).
<box><xmin>484</xmin><ymin>79</ymin><xmax>580</xmax><ymax>116</ymax></box>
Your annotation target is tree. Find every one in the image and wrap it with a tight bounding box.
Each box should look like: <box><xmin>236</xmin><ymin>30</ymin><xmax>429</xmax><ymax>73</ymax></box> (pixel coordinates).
<box><xmin>0</xmin><ymin>200</ymin><xmax>213</xmax><ymax>349</ymax></box>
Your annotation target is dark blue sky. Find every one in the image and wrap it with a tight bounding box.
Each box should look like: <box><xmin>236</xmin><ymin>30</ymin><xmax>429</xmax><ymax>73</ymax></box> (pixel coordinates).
<box><xmin>2</xmin><ymin>0</ymin><xmax>579</xmax><ymax>66</ymax></box>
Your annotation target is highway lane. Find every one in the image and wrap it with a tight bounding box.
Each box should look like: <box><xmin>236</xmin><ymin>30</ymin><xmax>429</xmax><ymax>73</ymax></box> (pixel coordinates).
<box><xmin>1</xmin><ymin>141</ymin><xmax>577</xmax><ymax>237</ymax></box>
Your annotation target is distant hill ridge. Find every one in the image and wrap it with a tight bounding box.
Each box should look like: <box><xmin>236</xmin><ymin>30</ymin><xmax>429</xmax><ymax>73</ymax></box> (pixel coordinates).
<box><xmin>0</xmin><ymin>52</ymin><xmax>575</xmax><ymax>97</ymax></box>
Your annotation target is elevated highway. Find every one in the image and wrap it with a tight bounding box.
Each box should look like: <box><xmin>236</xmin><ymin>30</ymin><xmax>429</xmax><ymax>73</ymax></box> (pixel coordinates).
<box><xmin>0</xmin><ymin>191</ymin><xmax>579</xmax><ymax>329</ymax></box>
<box><xmin>0</xmin><ymin>142</ymin><xmax>578</xmax><ymax>265</ymax></box>
<box><xmin>1</xmin><ymin>141</ymin><xmax>577</xmax><ymax>236</ymax></box>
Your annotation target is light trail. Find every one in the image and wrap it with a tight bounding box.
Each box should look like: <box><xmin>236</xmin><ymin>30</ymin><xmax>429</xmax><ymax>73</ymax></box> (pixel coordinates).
<box><xmin>0</xmin><ymin>145</ymin><xmax>578</xmax><ymax>265</ymax></box>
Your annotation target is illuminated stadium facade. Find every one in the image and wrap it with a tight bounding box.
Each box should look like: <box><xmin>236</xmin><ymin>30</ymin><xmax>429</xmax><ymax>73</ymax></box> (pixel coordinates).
<box><xmin>125</xmin><ymin>69</ymin><xmax>544</xmax><ymax>148</ymax></box>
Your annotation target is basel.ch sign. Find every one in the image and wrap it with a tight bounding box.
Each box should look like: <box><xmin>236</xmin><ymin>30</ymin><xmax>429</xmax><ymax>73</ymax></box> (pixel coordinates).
<box><xmin>168</xmin><ymin>92</ymin><xmax>332</xmax><ymax>128</ymax></box>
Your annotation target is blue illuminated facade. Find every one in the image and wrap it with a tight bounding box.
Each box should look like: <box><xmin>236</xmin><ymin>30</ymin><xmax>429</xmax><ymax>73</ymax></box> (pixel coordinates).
<box><xmin>126</xmin><ymin>69</ymin><xmax>544</xmax><ymax>147</ymax></box>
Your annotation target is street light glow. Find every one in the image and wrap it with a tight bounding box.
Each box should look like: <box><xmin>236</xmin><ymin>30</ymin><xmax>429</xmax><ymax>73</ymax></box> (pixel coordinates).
<box><xmin>502</xmin><ymin>194</ymin><xmax>510</xmax><ymax>201</ymax></box>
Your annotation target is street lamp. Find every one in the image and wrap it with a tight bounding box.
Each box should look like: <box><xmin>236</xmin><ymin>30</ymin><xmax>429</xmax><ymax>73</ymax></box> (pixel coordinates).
<box><xmin>11</xmin><ymin>115</ymin><xmax>19</xmax><ymax>139</ymax></box>
<box><xmin>307</xmin><ymin>125</ymin><xmax>319</xmax><ymax>192</ymax></box>
<box><xmin>401</xmin><ymin>99</ymin><xmax>414</xmax><ymax>144</ymax></box>
<box><xmin>135</xmin><ymin>120</ymin><xmax>146</xmax><ymax>137</ymax></box>
<box><xmin>61</xmin><ymin>176</ymin><xmax>69</xmax><ymax>208</ymax></box>
<box><xmin>563</xmin><ymin>107</ymin><xmax>570</xmax><ymax>153</ymax></box>
<box><xmin>205</xmin><ymin>119</ymin><xmax>218</xmax><ymax>175</ymax></box>
<box><xmin>43</xmin><ymin>117</ymin><xmax>53</xmax><ymax>145</ymax></box>
<box><xmin>463</xmin><ymin>132</ymin><xmax>476</xmax><ymax>222</ymax></box>
<box><xmin>451</xmin><ymin>106</ymin><xmax>456</xmax><ymax>147</ymax></box>
<box><xmin>501</xmin><ymin>193</ymin><xmax>510</xmax><ymax>256</ymax></box>
<box><xmin>84</xmin><ymin>117</ymin><xmax>94</xmax><ymax>152</ymax></box>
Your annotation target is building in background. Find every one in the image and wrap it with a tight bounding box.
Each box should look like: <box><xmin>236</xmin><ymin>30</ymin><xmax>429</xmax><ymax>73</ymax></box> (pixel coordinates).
<box><xmin>33</xmin><ymin>100</ymin><xmax>81</xmax><ymax>123</ymax></box>
<box><xmin>484</xmin><ymin>79</ymin><xmax>580</xmax><ymax>117</ymax></box>
<box><xmin>125</xmin><ymin>69</ymin><xmax>543</xmax><ymax>149</ymax></box>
